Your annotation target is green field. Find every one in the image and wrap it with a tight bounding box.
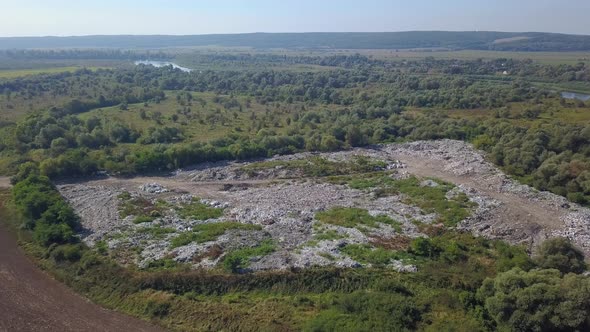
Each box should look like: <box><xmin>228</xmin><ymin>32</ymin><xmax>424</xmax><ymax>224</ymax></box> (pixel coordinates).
<box><xmin>0</xmin><ymin>66</ymin><xmax>108</xmax><ymax>79</ymax></box>
<box><xmin>370</xmin><ymin>50</ymin><xmax>590</xmax><ymax>65</ymax></box>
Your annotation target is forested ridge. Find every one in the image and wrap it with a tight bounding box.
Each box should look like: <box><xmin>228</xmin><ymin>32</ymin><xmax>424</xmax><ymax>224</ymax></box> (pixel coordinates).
<box><xmin>2</xmin><ymin>31</ymin><xmax>590</xmax><ymax>51</ymax></box>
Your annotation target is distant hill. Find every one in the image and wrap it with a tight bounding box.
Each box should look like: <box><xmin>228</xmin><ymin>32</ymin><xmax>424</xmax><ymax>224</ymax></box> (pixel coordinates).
<box><xmin>1</xmin><ymin>31</ymin><xmax>590</xmax><ymax>51</ymax></box>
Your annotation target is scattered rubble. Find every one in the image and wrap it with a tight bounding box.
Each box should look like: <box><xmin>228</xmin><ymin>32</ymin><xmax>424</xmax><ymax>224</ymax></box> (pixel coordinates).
<box><xmin>140</xmin><ymin>183</ymin><xmax>169</xmax><ymax>194</ymax></box>
<box><xmin>58</xmin><ymin>139</ymin><xmax>590</xmax><ymax>272</ymax></box>
<box><xmin>420</xmin><ymin>179</ymin><xmax>439</xmax><ymax>188</ymax></box>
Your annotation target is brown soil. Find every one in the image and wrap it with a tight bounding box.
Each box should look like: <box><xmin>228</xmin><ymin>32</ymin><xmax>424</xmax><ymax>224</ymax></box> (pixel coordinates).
<box><xmin>0</xmin><ymin>177</ymin><xmax>10</xmax><ymax>189</ymax></box>
<box><xmin>0</xmin><ymin>222</ymin><xmax>165</xmax><ymax>332</ymax></box>
<box><xmin>397</xmin><ymin>155</ymin><xmax>564</xmax><ymax>249</ymax></box>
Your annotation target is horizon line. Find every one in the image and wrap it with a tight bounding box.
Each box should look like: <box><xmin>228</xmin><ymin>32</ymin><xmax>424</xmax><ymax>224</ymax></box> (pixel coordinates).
<box><xmin>2</xmin><ymin>30</ymin><xmax>589</xmax><ymax>39</ymax></box>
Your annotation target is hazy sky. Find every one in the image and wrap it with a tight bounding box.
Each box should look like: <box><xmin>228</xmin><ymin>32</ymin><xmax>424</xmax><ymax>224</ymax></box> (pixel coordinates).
<box><xmin>2</xmin><ymin>0</ymin><xmax>589</xmax><ymax>37</ymax></box>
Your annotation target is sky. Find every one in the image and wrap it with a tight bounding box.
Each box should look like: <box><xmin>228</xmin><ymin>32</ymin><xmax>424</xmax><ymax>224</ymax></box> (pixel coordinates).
<box><xmin>2</xmin><ymin>0</ymin><xmax>590</xmax><ymax>37</ymax></box>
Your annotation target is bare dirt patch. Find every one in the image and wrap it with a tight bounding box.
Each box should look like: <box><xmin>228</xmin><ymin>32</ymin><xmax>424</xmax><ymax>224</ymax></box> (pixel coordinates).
<box><xmin>0</xmin><ymin>222</ymin><xmax>164</xmax><ymax>332</ymax></box>
<box><xmin>0</xmin><ymin>177</ymin><xmax>11</xmax><ymax>189</ymax></box>
<box><xmin>383</xmin><ymin>140</ymin><xmax>590</xmax><ymax>256</ymax></box>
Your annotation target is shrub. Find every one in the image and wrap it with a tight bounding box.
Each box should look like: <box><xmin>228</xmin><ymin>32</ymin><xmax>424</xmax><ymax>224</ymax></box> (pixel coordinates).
<box><xmin>222</xmin><ymin>240</ymin><xmax>276</xmax><ymax>273</ymax></box>
<box><xmin>34</xmin><ymin>221</ymin><xmax>75</xmax><ymax>246</ymax></box>
<box><xmin>410</xmin><ymin>237</ymin><xmax>441</xmax><ymax>258</ymax></box>
<box><xmin>534</xmin><ymin>237</ymin><xmax>587</xmax><ymax>274</ymax></box>
<box><xmin>478</xmin><ymin>268</ymin><xmax>590</xmax><ymax>331</ymax></box>
<box><xmin>144</xmin><ymin>299</ymin><xmax>171</xmax><ymax>318</ymax></box>
<box><xmin>494</xmin><ymin>242</ymin><xmax>535</xmax><ymax>272</ymax></box>
<box><xmin>304</xmin><ymin>291</ymin><xmax>422</xmax><ymax>331</ymax></box>
<box><xmin>50</xmin><ymin>243</ymin><xmax>84</xmax><ymax>262</ymax></box>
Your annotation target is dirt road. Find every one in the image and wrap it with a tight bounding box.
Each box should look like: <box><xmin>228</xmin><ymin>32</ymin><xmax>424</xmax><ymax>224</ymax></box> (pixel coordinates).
<box><xmin>399</xmin><ymin>155</ymin><xmax>563</xmax><ymax>226</ymax></box>
<box><xmin>0</xmin><ymin>222</ymin><xmax>165</xmax><ymax>332</ymax></box>
<box><xmin>0</xmin><ymin>177</ymin><xmax>10</xmax><ymax>189</ymax></box>
<box><xmin>388</xmin><ymin>142</ymin><xmax>588</xmax><ymax>251</ymax></box>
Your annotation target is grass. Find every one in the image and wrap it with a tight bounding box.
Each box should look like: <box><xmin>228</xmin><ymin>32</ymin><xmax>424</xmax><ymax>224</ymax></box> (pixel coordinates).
<box><xmin>386</xmin><ymin>177</ymin><xmax>473</xmax><ymax>226</ymax></box>
<box><xmin>170</xmin><ymin>222</ymin><xmax>261</xmax><ymax>248</ymax></box>
<box><xmin>77</xmin><ymin>90</ymin><xmax>299</xmax><ymax>142</ymax></box>
<box><xmin>243</xmin><ymin>156</ymin><xmax>387</xmax><ymax>178</ymax></box>
<box><xmin>143</xmin><ymin>258</ymin><xmax>187</xmax><ymax>272</ymax></box>
<box><xmin>315</xmin><ymin>207</ymin><xmax>403</xmax><ymax>232</ymax></box>
<box><xmin>340</xmin><ymin>244</ymin><xmax>410</xmax><ymax>267</ymax></box>
<box><xmin>362</xmin><ymin>49</ymin><xmax>590</xmax><ymax>65</ymax></box>
<box><xmin>177</xmin><ymin>199</ymin><xmax>224</xmax><ymax>220</ymax></box>
<box><xmin>222</xmin><ymin>239</ymin><xmax>276</xmax><ymax>272</ymax></box>
<box><xmin>327</xmin><ymin>174</ymin><xmax>475</xmax><ymax>226</ymax></box>
<box><xmin>303</xmin><ymin>228</ymin><xmax>348</xmax><ymax>248</ymax></box>
<box><xmin>333</xmin><ymin>172</ymin><xmax>397</xmax><ymax>190</ymax></box>
<box><xmin>315</xmin><ymin>229</ymin><xmax>348</xmax><ymax>241</ymax></box>
<box><xmin>119</xmin><ymin>195</ymin><xmax>156</xmax><ymax>217</ymax></box>
<box><xmin>0</xmin><ymin>66</ymin><xmax>104</xmax><ymax>79</ymax></box>
<box><xmin>133</xmin><ymin>215</ymin><xmax>156</xmax><ymax>224</ymax></box>
<box><xmin>426</xmin><ymin>98</ymin><xmax>590</xmax><ymax>126</ymax></box>
<box><xmin>118</xmin><ymin>194</ymin><xmax>170</xmax><ymax>223</ymax></box>
<box><xmin>138</xmin><ymin>226</ymin><xmax>176</xmax><ymax>238</ymax></box>
<box><xmin>242</xmin><ymin>159</ymin><xmax>309</xmax><ymax>172</ymax></box>
<box><xmin>318</xmin><ymin>252</ymin><xmax>337</xmax><ymax>261</ymax></box>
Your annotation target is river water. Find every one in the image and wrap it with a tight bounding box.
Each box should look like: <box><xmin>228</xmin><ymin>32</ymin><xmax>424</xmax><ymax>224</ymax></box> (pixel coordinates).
<box><xmin>134</xmin><ymin>60</ymin><xmax>192</xmax><ymax>72</ymax></box>
<box><xmin>561</xmin><ymin>91</ymin><xmax>590</xmax><ymax>102</ymax></box>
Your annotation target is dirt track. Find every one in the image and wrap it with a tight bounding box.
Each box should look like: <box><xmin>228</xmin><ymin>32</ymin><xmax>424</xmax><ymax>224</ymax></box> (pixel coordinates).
<box><xmin>397</xmin><ymin>155</ymin><xmax>564</xmax><ymax>226</ymax></box>
<box><xmin>397</xmin><ymin>155</ymin><xmax>562</xmax><ymax>248</ymax></box>
<box><xmin>0</xmin><ymin>222</ymin><xmax>165</xmax><ymax>332</ymax></box>
<box><xmin>0</xmin><ymin>177</ymin><xmax>10</xmax><ymax>188</ymax></box>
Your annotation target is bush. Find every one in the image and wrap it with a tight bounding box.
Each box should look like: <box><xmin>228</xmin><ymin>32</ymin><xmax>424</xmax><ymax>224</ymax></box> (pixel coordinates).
<box><xmin>34</xmin><ymin>221</ymin><xmax>75</xmax><ymax>246</ymax></box>
<box><xmin>12</xmin><ymin>174</ymin><xmax>81</xmax><ymax>246</ymax></box>
<box><xmin>478</xmin><ymin>268</ymin><xmax>590</xmax><ymax>331</ymax></box>
<box><xmin>534</xmin><ymin>237</ymin><xmax>587</xmax><ymax>274</ymax></box>
<box><xmin>144</xmin><ymin>299</ymin><xmax>171</xmax><ymax>318</ymax></box>
<box><xmin>410</xmin><ymin>237</ymin><xmax>441</xmax><ymax>258</ymax></box>
<box><xmin>304</xmin><ymin>291</ymin><xmax>422</xmax><ymax>331</ymax></box>
<box><xmin>50</xmin><ymin>243</ymin><xmax>84</xmax><ymax>262</ymax></box>
<box><xmin>494</xmin><ymin>242</ymin><xmax>535</xmax><ymax>272</ymax></box>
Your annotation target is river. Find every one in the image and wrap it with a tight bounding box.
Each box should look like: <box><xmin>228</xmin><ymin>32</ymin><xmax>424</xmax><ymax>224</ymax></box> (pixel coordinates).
<box><xmin>134</xmin><ymin>60</ymin><xmax>192</xmax><ymax>72</ymax></box>
<box><xmin>561</xmin><ymin>91</ymin><xmax>590</xmax><ymax>102</ymax></box>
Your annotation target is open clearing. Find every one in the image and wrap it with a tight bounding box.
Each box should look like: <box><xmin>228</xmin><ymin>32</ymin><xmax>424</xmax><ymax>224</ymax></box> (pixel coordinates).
<box><xmin>57</xmin><ymin>140</ymin><xmax>590</xmax><ymax>272</ymax></box>
<box><xmin>0</xmin><ymin>177</ymin><xmax>10</xmax><ymax>188</ymax></box>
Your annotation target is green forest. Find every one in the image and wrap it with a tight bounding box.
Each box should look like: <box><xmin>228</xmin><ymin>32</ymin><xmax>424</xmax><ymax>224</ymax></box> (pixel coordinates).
<box><xmin>3</xmin><ymin>31</ymin><xmax>590</xmax><ymax>51</ymax></box>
